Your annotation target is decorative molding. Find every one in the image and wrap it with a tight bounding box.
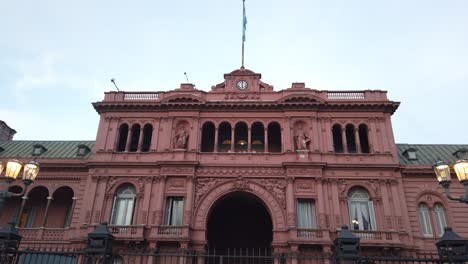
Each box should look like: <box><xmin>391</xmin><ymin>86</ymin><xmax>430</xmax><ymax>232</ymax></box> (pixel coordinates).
<box><xmin>286</xmin><ymin>168</ymin><xmax>321</xmax><ymax>176</ymax></box>
<box><xmin>196</xmin><ymin>167</ymin><xmax>285</xmax><ymax>177</ymax></box>
<box><xmin>295</xmin><ymin>180</ymin><xmax>315</xmax><ymax>193</ymax></box>
<box><xmin>195</xmin><ymin>178</ymin><xmax>225</xmax><ymax>207</ymax></box>
<box><xmin>161</xmin><ymin>167</ymin><xmax>195</xmax><ymax>175</ymax></box>
<box><xmin>167</xmin><ymin>178</ymin><xmax>186</xmax><ymax>191</ymax></box>
<box><xmin>232</xmin><ymin>176</ymin><xmax>249</xmax><ymax>191</ymax></box>
<box><xmin>256</xmin><ymin>178</ymin><xmax>286</xmax><ymax>209</ymax></box>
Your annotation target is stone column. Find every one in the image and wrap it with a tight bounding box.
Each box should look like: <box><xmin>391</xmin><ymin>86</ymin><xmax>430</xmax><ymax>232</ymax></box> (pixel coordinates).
<box><xmin>184</xmin><ymin>176</ymin><xmax>194</xmax><ymax>225</ymax></box>
<box><xmin>155</xmin><ymin>176</ymin><xmax>167</xmax><ymax>225</ymax></box>
<box><xmin>188</xmin><ymin>118</ymin><xmax>199</xmax><ymax>151</ymax></box>
<box><xmin>105</xmin><ymin>117</ymin><xmax>119</xmax><ymax>151</ymax></box>
<box><xmin>325</xmin><ymin>118</ymin><xmax>334</xmax><ymax>152</ymax></box>
<box><xmin>92</xmin><ymin>176</ymin><xmax>108</xmax><ymax>224</ymax></box>
<box><xmin>355</xmin><ymin>128</ymin><xmax>361</xmax><ymax>153</ymax></box>
<box><xmin>95</xmin><ymin>116</ymin><xmax>110</xmax><ymax>151</ymax></box>
<box><xmin>214</xmin><ymin>126</ymin><xmax>219</xmax><ymax>153</ymax></box>
<box><xmin>311</xmin><ymin>117</ymin><xmax>320</xmax><ymax>152</ymax></box>
<box><xmin>378</xmin><ymin>181</ymin><xmax>392</xmax><ymax>230</ymax></box>
<box><xmin>41</xmin><ymin>196</ymin><xmax>53</xmax><ymax>227</ymax></box>
<box><xmin>151</xmin><ymin>118</ymin><xmax>160</xmax><ymax>151</ymax></box>
<box><xmin>264</xmin><ymin>127</ymin><xmax>269</xmax><ymax>152</ymax></box>
<box><xmin>341</xmin><ymin>127</ymin><xmax>347</xmax><ymax>153</ymax></box>
<box><xmin>286</xmin><ymin>177</ymin><xmax>295</xmax><ymax>227</ymax></box>
<box><xmin>125</xmin><ymin>127</ymin><xmax>132</xmax><ymax>151</ymax></box>
<box><xmin>137</xmin><ymin>127</ymin><xmax>144</xmax><ymax>151</ymax></box>
<box><xmin>316</xmin><ymin>180</ymin><xmax>326</xmax><ymax>228</ymax></box>
<box><xmin>247</xmin><ymin>126</ymin><xmax>251</xmax><ymax>152</ymax></box>
<box><xmin>330</xmin><ymin>180</ymin><xmax>343</xmax><ymax>228</ymax></box>
<box><xmin>230</xmin><ymin>127</ymin><xmax>235</xmax><ymax>152</ymax></box>
<box><xmin>369</xmin><ymin>119</ymin><xmax>380</xmax><ymax>153</ymax></box>
<box><xmin>282</xmin><ymin>118</ymin><xmax>292</xmax><ymax>152</ymax></box>
<box><xmin>141</xmin><ymin>177</ymin><xmax>154</xmax><ymax>225</ymax></box>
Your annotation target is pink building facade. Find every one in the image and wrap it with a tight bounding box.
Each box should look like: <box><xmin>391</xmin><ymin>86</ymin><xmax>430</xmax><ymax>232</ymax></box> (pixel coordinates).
<box><xmin>1</xmin><ymin>68</ymin><xmax>467</xmax><ymax>255</ymax></box>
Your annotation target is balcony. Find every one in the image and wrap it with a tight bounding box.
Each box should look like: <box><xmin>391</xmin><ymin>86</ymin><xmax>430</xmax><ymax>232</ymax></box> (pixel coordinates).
<box><xmin>18</xmin><ymin>228</ymin><xmax>68</xmax><ymax>241</ymax></box>
<box><xmin>290</xmin><ymin>228</ymin><xmax>330</xmax><ymax>243</ymax></box>
<box><xmin>148</xmin><ymin>225</ymin><xmax>190</xmax><ymax>241</ymax></box>
<box><xmin>329</xmin><ymin>229</ymin><xmax>402</xmax><ymax>246</ymax></box>
<box><xmin>108</xmin><ymin>225</ymin><xmax>145</xmax><ymax>241</ymax></box>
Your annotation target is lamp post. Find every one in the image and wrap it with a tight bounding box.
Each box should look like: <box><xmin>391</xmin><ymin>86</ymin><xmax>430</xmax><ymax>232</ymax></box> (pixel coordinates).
<box><xmin>0</xmin><ymin>160</ymin><xmax>40</xmax><ymax>213</ymax></box>
<box><xmin>0</xmin><ymin>159</ymin><xmax>40</xmax><ymax>263</ymax></box>
<box><xmin>433</xmin><ymin>160</ymin><xmax>468</xmax><ymax>204</ymax></box>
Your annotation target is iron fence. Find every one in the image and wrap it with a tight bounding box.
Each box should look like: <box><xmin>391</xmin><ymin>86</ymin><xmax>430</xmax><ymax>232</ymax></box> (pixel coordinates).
<box><xmin>3</xmin><ymin>248</ymin><xmax>465</xmax><ymax>264</ymax></box>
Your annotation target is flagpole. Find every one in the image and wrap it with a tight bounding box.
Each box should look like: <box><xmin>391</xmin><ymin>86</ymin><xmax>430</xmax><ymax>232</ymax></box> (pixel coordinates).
<box><xmin>241</xmin><ymin>0</ymin><xmax>246</xmax><ymax>68</ymax></box>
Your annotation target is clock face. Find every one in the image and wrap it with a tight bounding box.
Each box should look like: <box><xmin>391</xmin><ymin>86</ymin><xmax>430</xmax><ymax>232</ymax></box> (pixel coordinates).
<box><xmin>236</xmin><ymin>80</ymin><xmax>248</xmax><ymax>91</ymax></box>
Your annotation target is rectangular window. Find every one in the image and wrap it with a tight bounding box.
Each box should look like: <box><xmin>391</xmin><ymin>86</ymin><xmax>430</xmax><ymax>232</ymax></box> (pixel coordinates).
<box><xmin>165</xmin><ymin>197</ymin><xmax>184</xmax><ymax>226</ymax></box>
<box><xmin>296</xmin><ymin>199</ymin><xmax>316</xmax><ymax>228</ymax></box>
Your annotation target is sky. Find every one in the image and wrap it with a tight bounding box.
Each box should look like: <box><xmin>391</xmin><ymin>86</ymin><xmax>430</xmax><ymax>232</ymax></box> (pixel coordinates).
<box><xmin>0</xmin><ymin>0</ymin><xmax>467</xmax><ymax>144</ymax></box>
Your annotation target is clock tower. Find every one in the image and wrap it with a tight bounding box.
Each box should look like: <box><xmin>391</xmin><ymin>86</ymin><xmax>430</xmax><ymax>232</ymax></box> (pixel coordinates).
<box><xmin>211</xmin><ymin>67</ymin><xmax>274</xmax><ymax>93</ymax></box>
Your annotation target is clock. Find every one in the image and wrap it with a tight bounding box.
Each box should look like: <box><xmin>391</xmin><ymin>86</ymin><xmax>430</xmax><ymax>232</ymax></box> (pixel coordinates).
<box><xmin>236</xmin><ymin>80</ymin><xmax>248</xmax><ymax>91</ymax></box>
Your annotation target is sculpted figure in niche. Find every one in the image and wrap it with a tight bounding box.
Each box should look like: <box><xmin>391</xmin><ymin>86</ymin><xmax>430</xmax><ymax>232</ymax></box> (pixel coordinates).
<box><xmin>174</xmin><ymin>124</ymin><xmax>189</xmax><ymax>149</ymax></box>
<box><xmin>294</xmin><ymin>123</ymin><xmax>310</xmax><ymax>151</ymax></box>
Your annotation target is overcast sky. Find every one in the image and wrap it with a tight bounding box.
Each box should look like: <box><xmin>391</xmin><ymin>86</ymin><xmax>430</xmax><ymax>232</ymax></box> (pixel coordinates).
<box><xmin>1</xmin><ymin>0</ymin><xmax>467</xmax><ymax>144</ymax></box>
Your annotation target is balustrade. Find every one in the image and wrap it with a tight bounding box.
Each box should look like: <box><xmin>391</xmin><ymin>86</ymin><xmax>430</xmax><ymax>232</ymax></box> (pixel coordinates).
<box><xmin>327</xmin><ymin>91</ymin><xmax>365</xmax><ymax>100</ymax></box>
<box><xmin>123</xmin><ymin>92</ymin><xmax>160</xmax><ymax>101</ymax></box>
<box><xmin>18</xmin><ymin>228</ymin><xmax>67</xmax><ymax>241</ymax></box>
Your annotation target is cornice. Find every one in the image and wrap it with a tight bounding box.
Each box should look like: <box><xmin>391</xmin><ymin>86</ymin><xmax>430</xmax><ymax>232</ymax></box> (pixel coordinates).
<box><xmin>93</xmin><ymin>101</ymin><xmax>400</xmax><ymax>114</ymax></box>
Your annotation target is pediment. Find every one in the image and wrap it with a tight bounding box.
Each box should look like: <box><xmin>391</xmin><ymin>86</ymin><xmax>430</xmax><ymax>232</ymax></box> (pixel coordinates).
<box><xmin>277</xmin><ymin>93</ymin><xmax>324</xmax><ymax>104</ymax></box>
<box><xmin>161</xmin><ymin>94</ymin><xmax>206</xmax><ymax>105</ymax></box>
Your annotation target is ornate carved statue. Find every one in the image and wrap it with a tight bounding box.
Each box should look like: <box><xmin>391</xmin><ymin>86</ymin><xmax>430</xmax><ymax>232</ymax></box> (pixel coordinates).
<box><xmin>294</xmin><ymin>124</ymin><xmax>310</xmax><ymax>151</ymax></box>
<box><xmin>173</xmin><ymin>124</ymin><xmax>189</xmax><ymax>149</ymax></box>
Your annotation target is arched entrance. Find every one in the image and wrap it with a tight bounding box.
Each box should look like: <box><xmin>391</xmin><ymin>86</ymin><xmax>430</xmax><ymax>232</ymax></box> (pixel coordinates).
<box><xmin>206</xmin><ymin>192</ymin><xmax>273</xmax><ymax>252</ymax></box>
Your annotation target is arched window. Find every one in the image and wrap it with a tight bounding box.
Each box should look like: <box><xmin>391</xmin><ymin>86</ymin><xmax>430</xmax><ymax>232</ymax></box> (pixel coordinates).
<box><xmin>358</xmin><ymin>124</ymin><xmax>370</xmax><ymax>153</ymax></box>
<box><xmin>234</xmin><ymin>122</ymin><xmax>248</xmax><ymax>152</ymax></box>
<box><xmin>49</xmin><ymin>186</ymin><xmax>74</xmax><ymax>228</ymax></box>
<box><xmin>19</xmin><ymin>186</ymin><xmax>49</xmax><ymax>228</ymax></box>
<box><xmin>418</xmin><ymin>204</ymin><xmax>433</xmax><ymax>237</ymax></box>
<box><xmin>116</xmin><ymin>124</ymin><xmax>129</xmax><ymax>152</ymax></box>
<box><xmin>434</xmin><ymin>204</ymin><xmax>447</xmax><ymax>236</ymax></box>
<box><xmin>267</xmin><ymin>122</ymin><xmax>282</xmax><ymax>153</ymax></box>
<box><xmin>251</xmin><ymin>122</ymin><xmax>265</xmax><ymax>152</ymax></box>
<box><xmin>129</xmin><ymin>124</ymin><xmax>141</xmax><ymax>152</ymax></box>
<box><xmin>201</xmin><ymin>122</ymin><xmax>215</xmax><ymax>152</ymax></box>
<box><xmin>348</xmin><ymin>188</ymin><xmax>376</xmax><ymax>231</ymax></box>
<box><xmin>141</xmin><ymin>124</ymin><xmax>153</xmax><ymax>152</ymax></box>
<box><xmin>218</xmin><ymin>122</ymin><xmax>232</xmax><ymax>152</ymax></box>
<box><xmin>110</xmin><ymin>185</ymin><xmax>136</xmax><ymax>226</ymax></box>
<box><xmin>346</xmin><ymin>124</ymin><xmax>356</xmax><ymax>153</ymax></box>
<box><xmin>332</xmin><ymin>125</ymin><xmax>343</xmax><ymax>153</ymax></box>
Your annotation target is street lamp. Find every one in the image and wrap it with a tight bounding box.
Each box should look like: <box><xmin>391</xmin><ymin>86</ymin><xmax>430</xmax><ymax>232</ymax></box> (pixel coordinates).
<box><xmin>0</xmin><ymin>160</ymin><xmax>40</xmax><ymax>214</ymax></box>
<box><xmin>433</xmin><ymin>160</ymin><xmax>468</xmax><ymax>204</ymax></box>
<box><xmin>0</xmin><ymin>159</ymin><xmax>39</xmax><ymax>263</ymax></box>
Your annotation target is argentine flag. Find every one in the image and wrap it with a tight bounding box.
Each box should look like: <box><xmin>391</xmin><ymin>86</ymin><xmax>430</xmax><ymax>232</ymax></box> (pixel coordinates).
<box><xmin>243</xmin><ymin>0</ymin><xmax>247</xmax><ymax>42</ymax></box>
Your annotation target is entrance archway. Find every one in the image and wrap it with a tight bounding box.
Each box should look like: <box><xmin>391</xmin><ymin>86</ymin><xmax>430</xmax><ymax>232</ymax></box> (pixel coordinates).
<box><xmin>206</xmin><ymin>192</ymin><xmax>273</xmax><ymax>252</ymax></box>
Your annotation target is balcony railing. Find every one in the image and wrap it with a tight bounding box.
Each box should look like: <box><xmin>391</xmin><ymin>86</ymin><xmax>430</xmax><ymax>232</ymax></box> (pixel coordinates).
<box><xmin>296</xmin><ymin>228</ymin><xmax>324</xmax><ymax>239</ymax></box>
<box><xmin>18</xmin><ymin>228</ymin><xmax>67</xmax><ymax>241</ymax></box>
<box><xmin>108</xmin><ymin>225</ymin><xmax>145</xmax><ymax>240</ymax></box>
<box><xmin>149</xmin><ymin>225</ymin><xmax>190</xmax><ymax>240</ymax></box>
<box><xmin>352</xmin><ymin>230</ymin><xmax>382</xmax><ymax>240</ymax></box>
<box><xmin>327</xmin><ymin>91</ymin><xmax>365</xmax><ymax>100</ymax></box>
<box><xmin>123</xmin><ymin>92</ymin><xmax>160</xmax><ymax>101</ymax></box>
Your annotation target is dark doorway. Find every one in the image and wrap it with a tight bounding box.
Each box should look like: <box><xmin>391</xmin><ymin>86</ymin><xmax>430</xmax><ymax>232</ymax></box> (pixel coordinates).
<box><xmin>206</xmin><ymin>192</ymin><xmax>273</xmax><ymax>253</ymax></box>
